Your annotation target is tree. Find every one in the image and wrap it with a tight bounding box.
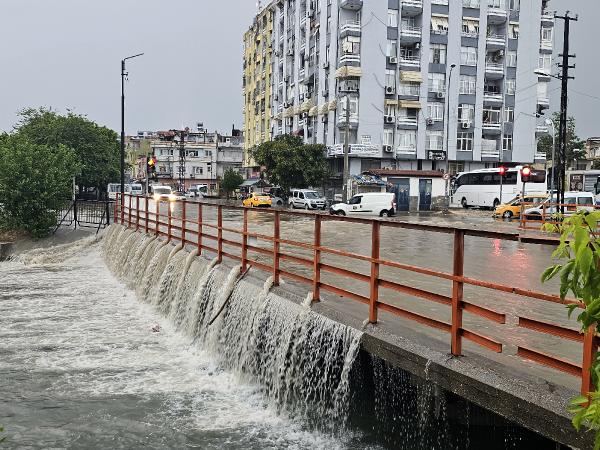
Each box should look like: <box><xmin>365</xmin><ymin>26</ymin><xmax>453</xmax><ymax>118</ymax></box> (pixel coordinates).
<box><xmin>14</xmin><ymin>108</ymin><xmax>119</xmax><ymax>193</ymax></box>
<box><xmin>537</xmin><ymin>112</ymin><xmax>586</xmax><ymax>167</ymax></box>
<box><xmin>0</xmin><ymin>135</ymin><xmax>80</xmax><ymax>237</ymax></box>
<box><xmin>220</xmin><ymin>169</ymin><xmax>244</xmax><ymax>198</ymax></box>
<box><xmin>251</xmin><ymin>135</ymin><xmax>330</xmax><ymax>193</ymax></box>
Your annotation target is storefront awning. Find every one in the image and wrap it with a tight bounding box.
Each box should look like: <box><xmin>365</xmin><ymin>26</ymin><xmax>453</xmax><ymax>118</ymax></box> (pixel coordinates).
<box><xmin>308</xmin><ymin>106</ymin><xmax>319</xmax><ymax>117</ymax></box>
<box><xmin>318</xmin><ymin>103</ymin><xmax>329</xmax><ymax>115</ymax></box>
<box><xmin>328</xmin><ymin>99</ymin><xmax>338</xmax><ymax>111</ymax></box>
<box><xmin>300</xmin><ymin>100</ymin><xmax>314</xmax><ymax>113</ymax></box>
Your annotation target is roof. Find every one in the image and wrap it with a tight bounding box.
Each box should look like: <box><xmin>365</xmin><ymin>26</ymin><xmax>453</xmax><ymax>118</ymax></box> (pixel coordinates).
<box><xmin>240</xmin><ymin>179</ymin><xmax>270</xmax><ymax>187</ymax></box>
<box><xmin>366</xmin><ymin>169</ymin><xmax>445</xmax><ymax>178</ymax></box>
<box><xmin>352</xmin><ymin>174</ymin><xmax>387</xmax><ymax>186</ymax></box>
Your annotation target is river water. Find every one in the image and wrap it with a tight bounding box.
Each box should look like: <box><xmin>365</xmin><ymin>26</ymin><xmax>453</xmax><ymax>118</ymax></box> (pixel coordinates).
<box><xmin>0</xmin><ymin>232</ymin><xmax>368</xmax><ymax>449</ymax></box>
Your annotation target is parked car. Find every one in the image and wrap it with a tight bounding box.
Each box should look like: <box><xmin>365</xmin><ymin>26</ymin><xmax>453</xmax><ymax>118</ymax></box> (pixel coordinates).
<box><xmin>268</xmin><ymin>193</ymin><xmax>285</xmax><ymax>207</ymax></box>
<box><xmin>186</xmin><ymin>187</ymin><xmax>204</xmax><ymax>199</ymax></box>
<box><xmin>523</xmin><ymin>191</ymin><xmax>596</xmax><ymax>220</ymax></box>
<box><xmin>493</xmin><ymin>194</ymin><xmax>548</xmax><ymax>219</ymax></box>
<box><xmin>169</xmin><ymin>191</ymin><xmax>186</xmax><ymax>201</ymax></box>
<box><xmin>243</xmin><ymin>193</ymin><xmax>272</xmax><ymax>208</ymax></box>
<box><xmin>130</xmin><ymin>184</ymin><xmax>144</xmax><ymax>196</ymax></box>
<box><xmin>330</xmin><ymin>192</ymin><xmax>396</xmax><ymax>217</ymax></box>
<box><xmin>289</xmin><ymin>189</ymin><xmax>327</xmax><ymax>210</ymax></box>
<box><xmin>151</xmin><ymin>185</ymin><xmax>172</xmax><ymax>201</ymax></box>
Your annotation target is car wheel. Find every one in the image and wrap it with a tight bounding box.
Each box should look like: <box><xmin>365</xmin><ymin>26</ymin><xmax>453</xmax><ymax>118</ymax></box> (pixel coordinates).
<box><xmin>502</xmin><ymin>211</ymin><xmax>513</xmax><ymax>219</ymax></box>
<box><xmin>338</xmin><ymin>210</ymin><xmax>346</xmax><ymax>216</ymax></box>
<box><xmin>380</xmin><ymin>210</ymin><xmax>390</xmax><ymax>218</ymax></box>
<box><xmin>277</xmin><ymin>200</ymin><xmax>283</xmax><ymax>206</ymax></box>
<box><xmin>493</xmin><ymin>199</ymin><xmax>500</xmax><ymax>208</ymax></box>
<box><xmin>461</xmin><ymin>197</ymin><xmax>468</xmax><ymax>208</ymax></box>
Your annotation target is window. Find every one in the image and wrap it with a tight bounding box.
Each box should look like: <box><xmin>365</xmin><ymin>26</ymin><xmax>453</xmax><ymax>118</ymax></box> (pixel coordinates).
<box><xmin>385</xmin><ymin>69</ymin><xmax>396</xmax><ymax>89</ymax></box>
<box><xmin>507</xmin><ymin>51</ymin><xmax>517</xmax><ymax>67</ymax></box>
<box><xmin>399</xmin><ymin>82</ymin><xmax>420</xmax><ymax>96</ymax></box>
<box><xmin>387</xmin><ymin>9</ymin><xmax>398</xmax><ymax>27</ymax></box>
<box><xmin>387</xmin><ymin>39</ymin><xmax>398</xmax><ymax>58</ymax></box>
<box><xmin>538</xmin><ymin>54</ymin><xmax>552</xmax><ymax>72</ymax></box>
<box><xmin>488</xmin><ymin>0</ymin><xmax>505</xmax><ymax>8</ymax></box>
<box><xmin>430</xmin><ymin>44</ymin><xmax>447</xmax><ymax>64</ymax></box>
<box><xmin>397</xmin><ymin>130</ymin><xmax>417</xmax><ymax>150</ymax></box>
<box><xmin>342</xmin><ymin>36</ymin><xmax>360</xmax><ymax>54</ymax></box>
<box><xmin>541</xmin><ymin>27</ymin><xmax>553</xmax><ymax>42</ymax></box>
<box><xmin>383</xmin><ymin>129</ymin><xmax>394</xmax><ymax>146</ymax></box>
<box><xmin>509</xmin><ymin>23</ymin><xmax>519</xmax><ymax>39</ymax></box>
<box><xmin>463</xmin><ymin>0</ymin><xmax>480</xmax><ymax>7</ymax></box>
<box><xmin>482</xmin><ymin>106</ymin><xmax>501</xmax><ymax>124</ymax></box>
<box><xmin>384</xmin><ymin>103</ymin><xmax>396</xmax><ymax>116</ymax></box>
<box><xmin>462</xmin><ymin>19</ymin><xmax>479</xmax><ymax>36</ymax></box>
<box><xmin>457</xmin><ymin>132</ymin><xmax>474</xmax><ymax>151</ymax></box>
<box><xmin>458</xmin><ymin>104</ymin><xmax>475</xmax><ymax>123</ymax></box>
<box><xmin>459</xmin><ymin>75</ymin><xmax>477</xmax><ymax>94</ymax></box>
<box><xmin>426</xmin><ymin>131</ymin><xmax>444</xmax><ymax>150</ymax></box>
<box><xmin>505</xmin><ymin>79</ymin><xmax>516</xmax><ymax>95</ymax></box>
<box><xmin>349</xmin><ymin>195</ymin><xmax>362</xmax><ymax>205</ymax></box>
<box><xmin>427</xmin><ymin>102</ymin><xmax>444</xmax><ymax>121</ymax></box>
<box><xmin>428</xmin><ymin>72</ymin><xmax>446</xmax><ymax>92</ymax></box>
<box><xmin>460</xmin><ymin>46</ymin><xmax>478</xmax><ymax>66</ymax></box>
<box><xmin>503</xmin><ymin>135</ymin><xmax>513</xmax><ymax>151</ymax></box>
<box><xmin>509</xmin><ymin>0</ymin><xmax>520</xmax><ymax>10</ymax></box>
<box><xmin>340</xmin><ymin>96</ymin><xmax>359</xmax><ymax>116</ymax></box>
<box><xmin>504</xmin><ymin>106</ymin><xmax>514</xmax><ymax>122</ymax></box>
<box><xmin>431</xmin><ymin>15</ymin><xmax>449</xmax><ymax>34</ymax></box>
<box><xmin>193</xmin><ymin>166</ymin><xmax>203</xmax><ymax>175</ymax></box>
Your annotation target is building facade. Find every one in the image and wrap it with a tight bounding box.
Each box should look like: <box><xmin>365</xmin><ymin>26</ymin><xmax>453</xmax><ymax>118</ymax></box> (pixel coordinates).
<box><xmin>243</xmin><ymin>0</ymin><xmax>554</xmax><ymax>177</ymax></box>
<box><xmin>243</xmin><ymin>4</ymin><xmax>275</xmax><ymax>168</ymax></box>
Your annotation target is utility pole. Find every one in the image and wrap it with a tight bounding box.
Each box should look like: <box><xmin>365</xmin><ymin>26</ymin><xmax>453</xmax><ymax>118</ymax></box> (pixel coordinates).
<box><xmin>555</xmin><ymin>12</ymin><xmax>577</xmax><ymax>212</ymax></box>
<box><xmin>342</xmin><ymin>95</ymin><xmax>350</xmax><ymax>202</ymax></box>
<box><xmin>444</xmin><ymin>64</ymin><xmax>456</xmax><ymax>210</ymax></box>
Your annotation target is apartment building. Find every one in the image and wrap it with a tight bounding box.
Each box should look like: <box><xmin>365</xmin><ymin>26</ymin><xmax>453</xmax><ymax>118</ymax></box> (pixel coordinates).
<box><xmin>243</xmin><ymin>4</ymin><xmax>275</xmax><ymax>168</ymax></box>
<box><xmin>243</xmin><ymin>0</ymin><xmax>554</xmax><ymax>177</ymax></box>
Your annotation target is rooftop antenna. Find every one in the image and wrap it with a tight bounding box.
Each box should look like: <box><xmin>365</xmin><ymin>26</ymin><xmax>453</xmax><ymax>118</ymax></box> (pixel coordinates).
<box><xmin>257</xmin><ymin>0</ymin><xmax>262</xmax><ymax>11</ymax></box>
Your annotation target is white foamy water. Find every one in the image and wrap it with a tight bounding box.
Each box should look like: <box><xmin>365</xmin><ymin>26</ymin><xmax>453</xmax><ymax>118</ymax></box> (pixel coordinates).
<box><xmin>0</xmin><ymin>227</ymin><xmax>368</xmax><ymax>449</ymax></box>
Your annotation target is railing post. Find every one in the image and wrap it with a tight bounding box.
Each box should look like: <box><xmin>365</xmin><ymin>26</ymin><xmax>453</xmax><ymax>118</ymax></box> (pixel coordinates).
<box><xmin>128</xmin><ymin>194</ymin><xmax>132</xmax><ymax>227</ymax></box>
<box><xmin>181</xmin><ymin>200</ymin><xmax>186</xmax><ymax>246</ymax></box>
<box><xmin>582</xmin><ymin>325</ymin><xmax>598</xmax><ymax>395</ymax></box>
<box><xmin>105</xmin><ymin>200</ymin><xmax>111</xmax><ymax>226</ymax></box>
<box><xmin>369</xmin><ymin>221</ymin><xmax>380</xmax><ymax>324</ymax></box>
<box><xmin>312</xmin><ymin>215</ymin><xmax>321</xmax><ymax>302</ymax></box>
<box><xmin>155</xmin><ymin>200</ymin><xmax>160</xmax><ymax>236</ymax></box>
<box><xmin>120</xmin><ymin>193</ymin><xmax>125</xmax><ymax>225</ymax></box>
<box><xmin>217</xmin><ymin>205</ymin><xmax>223</xmax><ymax>262</ymax></box>
<box><xmin>73</xmin><ymin>200</ymin><xmax>78</xmax><ymax>230</ymax></box>
<box><xmin>114</xmin><ymin>193</ymin><xmax>118</xmax><ymax>224</ymax></box>
<box><xmin>198</xmin><ymin>203</ymin><xmax>203</xmax><ymax>254</ymax></box>
<box><xmin>144</xmin><ymin>196</ymin><xmax>149</xmax><ymax>233</ymax></box>
<box><xmin>168</xmin><ymin>201</ymin><xmax>172</xmax><ymax>242</ymax></box>
<box><xmin>242</xmin><ymin>208</ymin><xmax>248</xmax><ymax>272</ymax></box>
<box><xmin>273</xmin><ymin>210</ymin><xmax>280</xmax><ymax>286</ymax></box>
<box><xmin>451</xmin><ymin>229</ymin><xmax>465</xmax><ymax>356</ymax></box>
<box><xmin>136</xmin><ymin>196</ymin><xmax>140</xmax><ymax>231</ymax></box>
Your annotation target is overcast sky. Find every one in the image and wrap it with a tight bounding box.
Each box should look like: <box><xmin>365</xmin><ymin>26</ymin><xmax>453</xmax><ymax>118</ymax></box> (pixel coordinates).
<box><xmin>0</xmin><ymin>0</ymin><xmax>596</xmax><ymax>138</ymax></box>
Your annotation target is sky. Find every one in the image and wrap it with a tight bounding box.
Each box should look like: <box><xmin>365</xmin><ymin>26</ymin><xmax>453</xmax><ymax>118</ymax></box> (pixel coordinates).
<box><xmin>0</xmin><ymin>0</ymin><xmax>597</xmax><ymax>138</ymax></box>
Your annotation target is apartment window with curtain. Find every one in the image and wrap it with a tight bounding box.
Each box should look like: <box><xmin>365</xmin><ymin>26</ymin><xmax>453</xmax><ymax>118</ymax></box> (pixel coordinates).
<box><xmin>383</xmin><ymin>129</ymin><xmax>394</xmax><ymax>146</ymax></box>
<box><xmin>483</xmin><ymin>106</ymin><xmax>502</xmax><ymax>124</ymax></box>
<box><xmin>503</xmin><ymin>135</ymin><xmax>513</xmax><ymax>151</ymax></box>
<box><xmin>387</xmin><ymin>39</ymin><xmax>398</xmax><ymax>58</ymax></box>
<box><xmin>509</xmin><ymin>23</ymin><xmax>520</xmax><ymax>39</ymax></box>
<box><xmin>538</xmin><ymin>54</ymin><xmax>552</xmax><ymax>72</ymax></box>
<box><xmin>430</xmin><ymin>44</ymin><xmax>447</xmax><ymax>64</ymax></box>
<box><xmin>458</xmin><ymin>104</ymin><xmax>475</xmax><ymax>123</ymax></box>
<box><xmin>459</xmin><ymin>75</ymin><xmax>476</xmax><ymax>94</ymax></box>
<box><xmin>488</xmin><ymin>0</ymin><xmax>505</xmax><ymax>8</ymax></box>
<box><xmin>397</xmin><ymin>130</ymin><xmax>417</xmax><ymax>151</ymax></box>
<box><xmin>509</xmin><ymin>0</ymin><xmax>520</xmax><ymax>10</ymax></box>
<box><xmin>426</xmin><ymin>131</ymin><xmax>444</xmax><ymax>150</ymax></box>
<box><xmin>385</xmin><ymin>69</ymin><xmax>396</xmax><ymax>88</ymax></box>
<box><xmin>387</xmin><ymin>9</ymin><xmax>398</xmax><ymax>27</ymax></box>
<box><xmin>460</xmin><ymin>47</ymin><xmax>478</xmax><ymax>66</ymax></box>
<box><xmin>457</xmin><ymin>132</ymin><xmax>474</xmax><ymax>151</ymax></box>
<box><xmin>430</xmin><ymin>15</ymin><xmax>449</xmax><ymax>34</ymax></box>
<box><xmin>428</xmin><ymin>72</ymin><xmax>446</xmax><ymax>92</ymax></box>
<box><xmin>541</xmin><ymin>27</ymin><xmax>553</xmax><ymax>42</ymax></box>
<box><xmin>462</xmin><ymin>19</ymin><xmax>479</xmax><ymax>37</ymax></box>
<box><xmin>507</xmin><ymin>51</ymin><xmax>517</xmax><ymax>67</ymax></box>
<box><xmin>505</xmin><ymin>79</ymin><xmax>516</xmax><ymax>95</ymax></box>
<box><xmin>427</xmin><ymin>102</ymin><xmax>444</xmax><ymax>121</ymax></box>
<box><xmin>504</xmin><ymin>106</ymin><xmax>514</xmax><ymax>122</ymax></box>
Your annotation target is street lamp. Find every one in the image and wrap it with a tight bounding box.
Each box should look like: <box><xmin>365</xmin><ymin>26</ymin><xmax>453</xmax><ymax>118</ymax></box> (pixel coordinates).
<box><xmin>121</xmin><ymin>53</ymin><xmax>144</xmax><ymax>206</ymax></box>
<box><xmin>545</xmin><ymin>117</ymin><xmax>556</xmax><ymax>204</ymax></box>
<box><xmin>444</xmin><ymin>64</ymin><xmax>457</xmax><ymax>210</ymax></box>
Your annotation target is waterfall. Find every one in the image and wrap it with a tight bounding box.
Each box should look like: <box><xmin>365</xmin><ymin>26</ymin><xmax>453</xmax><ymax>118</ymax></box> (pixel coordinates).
<box><xmin>102</xmin><ymin>225</ymin><xmax>362</xmax><ymax>432</ymax></box>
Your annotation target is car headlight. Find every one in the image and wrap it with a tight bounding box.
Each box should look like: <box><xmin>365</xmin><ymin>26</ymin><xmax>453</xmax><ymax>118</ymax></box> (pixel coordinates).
<box><xmin>153</xmin><ymin>194</ymin><xmax>160</xmax><ymax>201</ymax></box>
<box><xmin>168</xmin><ymin>194</ymin><xmax>176</xmax><ymax>201</ymax></box>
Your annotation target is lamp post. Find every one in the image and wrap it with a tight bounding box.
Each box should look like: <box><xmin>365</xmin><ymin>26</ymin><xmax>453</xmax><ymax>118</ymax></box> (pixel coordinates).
<box><xmin>444</xmin><ymin>64</ymin><xmax>456</xmax><ymax>209</ymax></box>
<box><xmin>545</xmin><ymin>117</ymin><xmax>556</xmax><ymax>204</ymax></box>
<box><xmin>121</xmin><ymin>53</ymin><xmax>144</xmax><ymax>208</ymax></box>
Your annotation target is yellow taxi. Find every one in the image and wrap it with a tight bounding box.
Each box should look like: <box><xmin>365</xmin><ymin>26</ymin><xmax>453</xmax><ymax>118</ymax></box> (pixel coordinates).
<box><xmin>493</xmin><ymin>194</ymin><xmax>548</xmax><ymax>219</ymax></box>
<box><xmin>242</xmin><ymin>192</ymin><xmax>272</xmax><ymax>208</ymax></box>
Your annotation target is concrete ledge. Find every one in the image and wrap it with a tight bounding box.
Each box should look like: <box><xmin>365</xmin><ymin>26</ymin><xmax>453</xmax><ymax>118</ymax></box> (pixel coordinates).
<box><xmin>0</xmin><ymin>242</ymin><xmax>14</xmax><ymax>260</ymax></box>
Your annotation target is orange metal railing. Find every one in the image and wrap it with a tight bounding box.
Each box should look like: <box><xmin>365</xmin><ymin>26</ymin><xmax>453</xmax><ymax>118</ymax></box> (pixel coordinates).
<box><xmin>520</xmin><ymin>201</ymin><xmax>600</xmax><ymax>231</ymax></box>
<box><xmin>116</xmin><ymin>193</ymin><xmax>598</xmax><ymax>395</ymax></box>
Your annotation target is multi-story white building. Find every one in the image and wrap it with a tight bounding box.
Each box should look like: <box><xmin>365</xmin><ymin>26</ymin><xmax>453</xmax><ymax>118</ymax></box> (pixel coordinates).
<box><xmin>244</xmin><ymin>0</ymin><xmax>554</xmax><ymax>177</ymax></box>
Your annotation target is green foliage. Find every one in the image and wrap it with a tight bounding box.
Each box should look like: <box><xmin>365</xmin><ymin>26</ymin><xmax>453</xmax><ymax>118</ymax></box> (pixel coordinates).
<box><xmin>220</xmin><ymin>169</ymin><xmax>244</xmax><ymax>198</ymax></box>
<box><xmin>537</xmin><ymin>112</ymin><xmax>586</xmax><ymax>164</ymax></box>
<box><xmin>0</xmin><ymin>424</ymin><xmax>5</xmax><ymax>443</ymax></box>
<box><xmin>542</xmin><ymin>211</ymin><xmax>600</xmax><ymax>447</ymax></box>
<box><xmin>250</xmin><ymin>135</ymin><xmax>330</xmax><ymax>192</ymax></box>
<box><xmin>593</xmin><ymin>160</ymin><xmax>600</xmax><ymax>171</ymax></box>
<box><xmin>14</xmin><ymin>108</ymin><xmax>119</xmax><ymax>191</ymax></box>
<box><xmin>0</xmin><ymin>135</ymin><xmax>80</xmax><ymax>237</ymax></box>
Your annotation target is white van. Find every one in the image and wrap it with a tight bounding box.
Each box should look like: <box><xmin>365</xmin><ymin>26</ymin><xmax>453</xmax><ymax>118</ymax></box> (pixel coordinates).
<box><xmin>523</xmin><ymin>191</ymin><xmax>596</xmax><ymax>219</ymax></box>
<box><xmin>289</xmin><ymin>189</ymin><xmax>327</xmax><ymax>210</ymax></box>
<box><xmin>151</xmin><ymin>185</ymin><xmax>172</xmax><ymax>201</ymax></box>
<box><xmin>330</xmin><ymin>192</ymin><xmax>396</xmax><ymax>217</ymax></box>
<box><xmin>130</xmin><ymin>184</ymin><xmax>143</xmax><ymax>196</ymax></box>
<box><xmin>107</xmin><ymin>183</ymin><xmax>131</xmax><ymax>200</ymax></box>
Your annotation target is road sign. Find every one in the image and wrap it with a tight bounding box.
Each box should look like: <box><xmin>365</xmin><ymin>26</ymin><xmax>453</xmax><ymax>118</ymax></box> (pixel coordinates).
<box><xmin>443</xmin><ymin>173</ymin><xmax>451</xmax><ymax>180</ymax></box>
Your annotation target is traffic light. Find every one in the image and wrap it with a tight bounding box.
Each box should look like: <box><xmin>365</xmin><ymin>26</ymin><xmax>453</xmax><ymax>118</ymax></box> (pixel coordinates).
<box><xmin>521</xmin><ymin>166</ymin><xmax>532</xmax><ymax>183</ymax></box>
<box><xmin>498</xmin><ymin>166</ymin><xmax>507</xmax><ymax>177</ymax></box>
<box><xmin>147</xmin><ymin>156</ymin><xmax>158</xmax><ymax>181</ymax></box>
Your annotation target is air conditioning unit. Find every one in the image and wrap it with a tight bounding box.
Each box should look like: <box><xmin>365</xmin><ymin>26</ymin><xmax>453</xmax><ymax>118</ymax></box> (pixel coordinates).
<box><xmin>385</xmin><ymin>86</ymin><xmax>396</xmax><ymax>95</ymax></box>
<box><xmin>384</xmin><ymin>115</ymin><xmax>395</xmax><ymax>124</ymax></box>
<box><xmin>436</xmin><ymin>91</ymin><xmax>444</xmax><ymax>99</ymax></box>
<box><xmin>388</xmin><ymin>56</ymin><xmax>398</xmax><ymax>64</ymax></box>
<box><xmin>426</xmin><ymin>117</ymin><xmax>434</xmax><ymax>126</ymax></box>
<box><xmin>462</xmin><ymin>121</ymin><xmax>471</xmax><ymax>129</ymax></box>
<box><xmin>283</xmin><ymin>102</ymin><xmax>289</xmax><ymax>108</ymax></box>
<box><xmin>415</xmin><ymin>43</ymin><xmax>421</xmax><ymax>50</ymax></box>
<box><xmin>383</xmin><ymin>145</ymin><xmax>393</xmax><ymax>153</ymax></box>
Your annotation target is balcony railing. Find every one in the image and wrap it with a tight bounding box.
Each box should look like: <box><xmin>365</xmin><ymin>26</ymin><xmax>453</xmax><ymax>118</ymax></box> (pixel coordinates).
<box><xmin>397</xmin><ymin>146</ymin><xmax>417</xmax><ymax>155</ymax></box>
<box><xmin>486</xmin><ymin>34</ymin><xmax>506</xmax><ymax>46</ymax></box>
<box><xmin>339</xmin><ymin>54</ymin><xmax>361</xmax><ymax>65</ymax></box>
<box><xmin>483</xmin><ymin>91</ymin><xmax>503</xmax><ymax>102</ymax></box>
<box><xmin>540</xmin><ymin>39</ymin><xmax>553</xmax><ymax>51</ymax></box>
<box><xmin>340</xmin><ymin>20</ymin><xmax>361</xmax><ymax>35</ymax></box>
<box><xmin>398</xmin><ymin>85</ymin><xmax>421</xmax><ymax>96</ymax></box>
<box><xmin>463</xmin><ymin>0</ymin><xmax>480</xmax><ymax>7</ymax></box>
<box><xmin>400</xmin><ymin>55</ymin><xmax>420</xmax><ymax>67</ymax></box>
<box><xmin>327</xmin><ymin>144</ymin><xmax>379</xmax><ymax>157</ymax></box>
<box><xmin>397</xmin><ymin>116</ymin><xmax>418</xmax><ymax>126</ymax></box>
<box><xmin>400</xmin><ymin>26</ymin><xmax>422</xmax><ymax>38</ymax></box>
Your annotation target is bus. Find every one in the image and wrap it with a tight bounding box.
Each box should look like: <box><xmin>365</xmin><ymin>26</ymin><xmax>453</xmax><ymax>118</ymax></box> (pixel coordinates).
<box><xmin>452</xmin><ymin>166</ymin><xmax>547</xmax><ymax>209</ymax></box>
<box><xmin>107</xmin><ymin>183</ymin><xmax>131</xmax><ymax>200</ymax></box>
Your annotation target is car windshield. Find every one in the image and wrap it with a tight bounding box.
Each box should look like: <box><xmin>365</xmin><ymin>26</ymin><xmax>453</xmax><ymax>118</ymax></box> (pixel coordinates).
<box><xmin>154</xmin><ymin>188</ymin><xmax>171</xmax><ymax>195</ymax></box>
<box><xmin>304</xmin><ymin>192</ymin><xmax>319</xmax><ymax>199</ymax></box>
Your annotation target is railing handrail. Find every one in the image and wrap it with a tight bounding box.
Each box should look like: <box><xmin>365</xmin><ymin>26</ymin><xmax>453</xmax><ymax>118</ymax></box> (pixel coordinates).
<box><xmin>115</xmin><ymin>193</ymin><xmax>599</xmax><ymax>396</ymax></box>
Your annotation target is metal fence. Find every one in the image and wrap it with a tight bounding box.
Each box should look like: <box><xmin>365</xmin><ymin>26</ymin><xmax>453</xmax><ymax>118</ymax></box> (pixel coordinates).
<box><xmin>55</xmin><ymin>200</ymin><xmax>112</xmax><ymax>233</ymax></box>
<box><xmin>519</xmin><ymin>202</ymin><xmax>600</xmax><ymax>231</ymax></box>
<box><xmin>116</xmin><ymin>193</ymin><xmax>598</xmax><ymax>396</ymax></box>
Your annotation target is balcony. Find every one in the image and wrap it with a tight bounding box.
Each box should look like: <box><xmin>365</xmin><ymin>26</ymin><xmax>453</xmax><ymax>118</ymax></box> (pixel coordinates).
<box><xmin>327</xmin><ymin>143</ymin><xmax>379</xmax><ymax>157</ymax></box>
<box><xmin>540</xmin><ymin>39</ymin><xmax>553</xmax><ymax>52</ymax></box>
<box><xmin>485</xmin><ymin>62</ymin><xmax>505</xmax><ymax>79</ymax></box>
<box><xmin>486</xmin><ymin>34</ymin><xmax>506</xmax><ymax>50</ymax></box>
<box><xmin>339</xmin><ymin>54</ymin><xmax>361</xmax><ymax>65</ymax></box>
<box><xmin>398</xmin><ymin>84</ymin><xmax>421</xmax><ymax>97</ymax></box>
<box><xmin>337</xmin><ymin>114</ymin><xmax>359</xmax><ymax>128</ymax></box>
<box><xmin>537</xmin><ymin>96</ymin><xmax>550</xmax><ymax>108</ymax></box>
<box><xmin>487</xmin><ymin>7</ymin><xmax>508</xmax><ymax>25</ymax></box>
<box><xmin>399</xmin><ymin>55</ymin><xmax>421</xmax><ymax>69</ymax></box>
<box><xmin>462</xmin><ymin>0</ymin><xmax>480</xmax><ymax>7</ymax></box>
<box><xmin>340</xmin><ymin>0</ymin><xmax>363</xmax><ymax>10</ymax></box>
<box><xmin>482</xmin><ymin>122</ymin><xmax>502</xmax><ymax>134</ymax></box>
<box><xmin>397</xmin><ymin>146</ymin><xmax>417</xmax><ymax>157</ymax></box>
<box><xmin>402</xmin><ymin>0</ymin><xmax>423</xmax><ymax>16</ymax></box>
<box><xmin>483</xmin><ymin>90</ymin><xmax>503</xmax><ymax>104</ymax></box>
<box><xmin>340</xmin><ymin>20</ymin><xmax>361</xmax><ymax>37</ymax></box>
<box><xmin>397</xmin><ymin>116</ymin><xmax>418</xmax><ymax>129</ymax></box>
<box><xmin>541</xmin><ymin>11</ymin><xmax>555</xmax><ymax>26</ymax></box>
<box><xmin>536</xmin><ymin>125</ymin><xmax>550</xmax><ymax>137</ymax></box>
<box><xmin>400</xmin><ymin>26</ymin><xmax>422</xmax><ymax>43</ymax></box>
